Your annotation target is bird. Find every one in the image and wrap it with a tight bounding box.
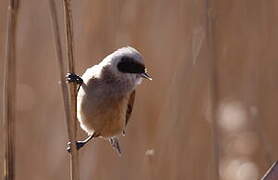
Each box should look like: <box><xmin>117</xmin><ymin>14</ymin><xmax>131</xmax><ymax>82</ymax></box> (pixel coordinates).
<box><xmin>66</xmin><ymin>46</ymin><xmax>152</xmax><ymax>155</ymax></box>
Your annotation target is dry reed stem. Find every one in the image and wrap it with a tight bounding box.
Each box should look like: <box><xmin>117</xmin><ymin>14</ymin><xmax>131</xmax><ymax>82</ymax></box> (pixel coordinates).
<box><xmin>62</xmin><ymin>0</ymin><xmax>80</xmax><ymax>179</ymax></box>
<box><xmin>48</xmin><ymin>0</ymin><xmax>70</xmax><ymax>118</ymax></box>
<box><xmin>48</xmin><ymin>0</ymin><xmax>72</xmax><ymax>138</ymax></box>
<box><xmin>205</xmin><ymin>0</ymin><xmax>220</xmax><ymax>179</ymax></box>
<box><xmin>49</xmin><ymin>0</ymin><xmax>79</xmax><ymax>180</ymax></box>
<box><xmin>3</xmin><ymin>0</ymin><xmax>19</xmax><ymax>180</ymax></box>
<box><xmin>261</xmin><ymin>161</ymin><xmax>278</xmax><ymax>180</ymax></box>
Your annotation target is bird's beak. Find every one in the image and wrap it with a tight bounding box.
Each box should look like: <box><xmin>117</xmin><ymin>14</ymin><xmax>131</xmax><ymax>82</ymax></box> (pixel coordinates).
<box><xmin>141</xmin><ymin>72</ymin><xmax>152</xmax><ymax>80</ymax></box>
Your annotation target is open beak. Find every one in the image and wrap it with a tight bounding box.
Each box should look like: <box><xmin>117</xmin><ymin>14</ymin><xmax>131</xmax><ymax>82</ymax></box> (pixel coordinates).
<box><xmin>141</xmin><ymin>72</ymin><xmax>152</xmax><ymax>80</ymax></box>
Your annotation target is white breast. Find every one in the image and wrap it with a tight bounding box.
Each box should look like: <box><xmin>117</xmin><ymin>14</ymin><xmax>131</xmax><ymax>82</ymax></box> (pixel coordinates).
<box><xmin>76</xmin><ymin>65</ymin><xmax>133</xmax><ymax>138</ymax></box>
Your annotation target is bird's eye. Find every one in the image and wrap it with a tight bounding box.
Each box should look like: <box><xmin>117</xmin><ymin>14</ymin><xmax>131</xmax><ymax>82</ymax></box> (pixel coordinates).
<box><xmin>117</xmin><ymin>56</ymin><xmax>145</xmax><ymax>74</ymax></box>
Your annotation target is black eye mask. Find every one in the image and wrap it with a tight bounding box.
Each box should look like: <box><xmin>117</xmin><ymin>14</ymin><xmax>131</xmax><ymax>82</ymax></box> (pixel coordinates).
<box><xmin>117</xmin><ymin>56</ymin><xmax>145</xmax><ymax>74</ymax></box>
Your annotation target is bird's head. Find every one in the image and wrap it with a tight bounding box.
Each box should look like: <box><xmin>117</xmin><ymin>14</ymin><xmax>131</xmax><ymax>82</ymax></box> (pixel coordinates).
<box><xmin>101</xmin><ymin>46</ymin><xmax>152</xmax><ymax>84</ymax></box>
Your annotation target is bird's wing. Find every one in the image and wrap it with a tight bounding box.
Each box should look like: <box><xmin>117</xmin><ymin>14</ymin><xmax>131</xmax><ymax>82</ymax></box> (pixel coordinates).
<box><xmin>123</xmin><ymin>90</ymin><xmax>136</xmax><ymax>134</ymax></box>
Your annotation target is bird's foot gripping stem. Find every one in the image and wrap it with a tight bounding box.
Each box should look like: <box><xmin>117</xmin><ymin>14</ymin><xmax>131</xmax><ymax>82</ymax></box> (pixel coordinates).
<box><xmin>67</xmin><ymin>141</ymin><xmax>86</xmax><ymax>153</ymax></box>
<box><xmin>66</xmin><ymin>134</ymin><xmax>96</xmax><ymax>153</ymax></box>
<box><xmin>65</xmin><ymin>73</ymin><xmax>83</xmax><ymax>85</ymax></box>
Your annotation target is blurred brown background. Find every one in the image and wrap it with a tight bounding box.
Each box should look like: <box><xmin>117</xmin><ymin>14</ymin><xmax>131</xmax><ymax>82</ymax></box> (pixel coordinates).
<box><xmin>1</xmin><ymin>0</ymin><xmax>278</xmax><ymax>180</ymax></box>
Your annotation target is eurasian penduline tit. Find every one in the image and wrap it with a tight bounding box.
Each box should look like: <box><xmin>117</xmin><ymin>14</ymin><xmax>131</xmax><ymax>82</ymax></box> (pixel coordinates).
<box><xmin>66</xmin><ymin>46</ymin><xmax>152</xmax><ymax>155</ymax></box>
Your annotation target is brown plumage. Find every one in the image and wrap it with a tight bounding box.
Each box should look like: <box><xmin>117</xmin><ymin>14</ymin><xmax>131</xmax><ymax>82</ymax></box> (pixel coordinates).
<box><xmin>123</xmin><ymin>90</ymin><xmax>136</xmax><ymax>135</ymax></box>
<box><xmin>66</xmin><ymin>47</ymin><xmax>151</xmax><ymax>155</ymax></box>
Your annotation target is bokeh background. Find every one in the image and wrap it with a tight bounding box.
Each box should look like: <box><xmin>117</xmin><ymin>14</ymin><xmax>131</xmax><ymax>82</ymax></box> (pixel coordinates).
<box><xmin>1</xmin><ymin>0</ymin><xmax>278</xmax><ymax>180</ymax></box>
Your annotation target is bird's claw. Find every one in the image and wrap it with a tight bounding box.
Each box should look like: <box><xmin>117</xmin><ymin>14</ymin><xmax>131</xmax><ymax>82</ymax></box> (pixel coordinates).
<box><xmin>66</xmin><ymin>141</ymin><xmax>85</xmax><ymax>153</ymax></box>
<box><xmin>65</xmin><ymin>73</ymin><xmax>83</xmax><ymax>85</ymax></box>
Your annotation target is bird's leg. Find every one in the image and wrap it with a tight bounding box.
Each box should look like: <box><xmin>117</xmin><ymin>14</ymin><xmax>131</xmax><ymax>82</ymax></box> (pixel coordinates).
<box><xmin>67</xmin><ymin>134</ymin><xmax>95</xmax><ymax>153</ymax></box>
<box><xmin>109</xmin><ymin>137</ymin><xmax>122</xmax><ymax>156</ymax></box>
<box><xmin>65</xmin><ymin>72</ymin><xmax>83</xmax><ymax>91</ymax></box>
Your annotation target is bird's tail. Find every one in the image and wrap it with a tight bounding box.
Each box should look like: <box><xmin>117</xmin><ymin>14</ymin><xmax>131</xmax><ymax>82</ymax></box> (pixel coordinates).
<box><xmin>109</xmin><ymin>137</ymin><xmax>122</xmax><ymax>156</ymax></box>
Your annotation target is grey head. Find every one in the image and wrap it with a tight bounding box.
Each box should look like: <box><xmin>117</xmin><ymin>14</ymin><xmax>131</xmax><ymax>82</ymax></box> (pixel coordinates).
<box><xmin>99</xmin><ymin>46</ymin><xmax>152</xmax><ymax>85</ymax></box>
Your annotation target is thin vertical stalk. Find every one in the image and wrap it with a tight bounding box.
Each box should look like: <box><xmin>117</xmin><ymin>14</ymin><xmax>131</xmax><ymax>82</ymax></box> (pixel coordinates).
<box><xmin>62</xmin><ymin>0</ymin><xmax>79</xmax><ymax>178</ymax></box>
<box><xmin>3</xmin><ymin>0</ymin><xmax>19</xmax><ymax>180</ymax></box>
<box><xmin>48</xmin><ymin>0</ymin><xmax>79</xmax><ymax>180</ymax></box>
<box><xmin>205</xmin><ymin>0</ymin><xmax>219</xmax><ymax>179</ymax></box>
<box><xmin>48</xmin><ymin>0</ymin><xmax>71</xmax><ymax>134</ymax></box>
